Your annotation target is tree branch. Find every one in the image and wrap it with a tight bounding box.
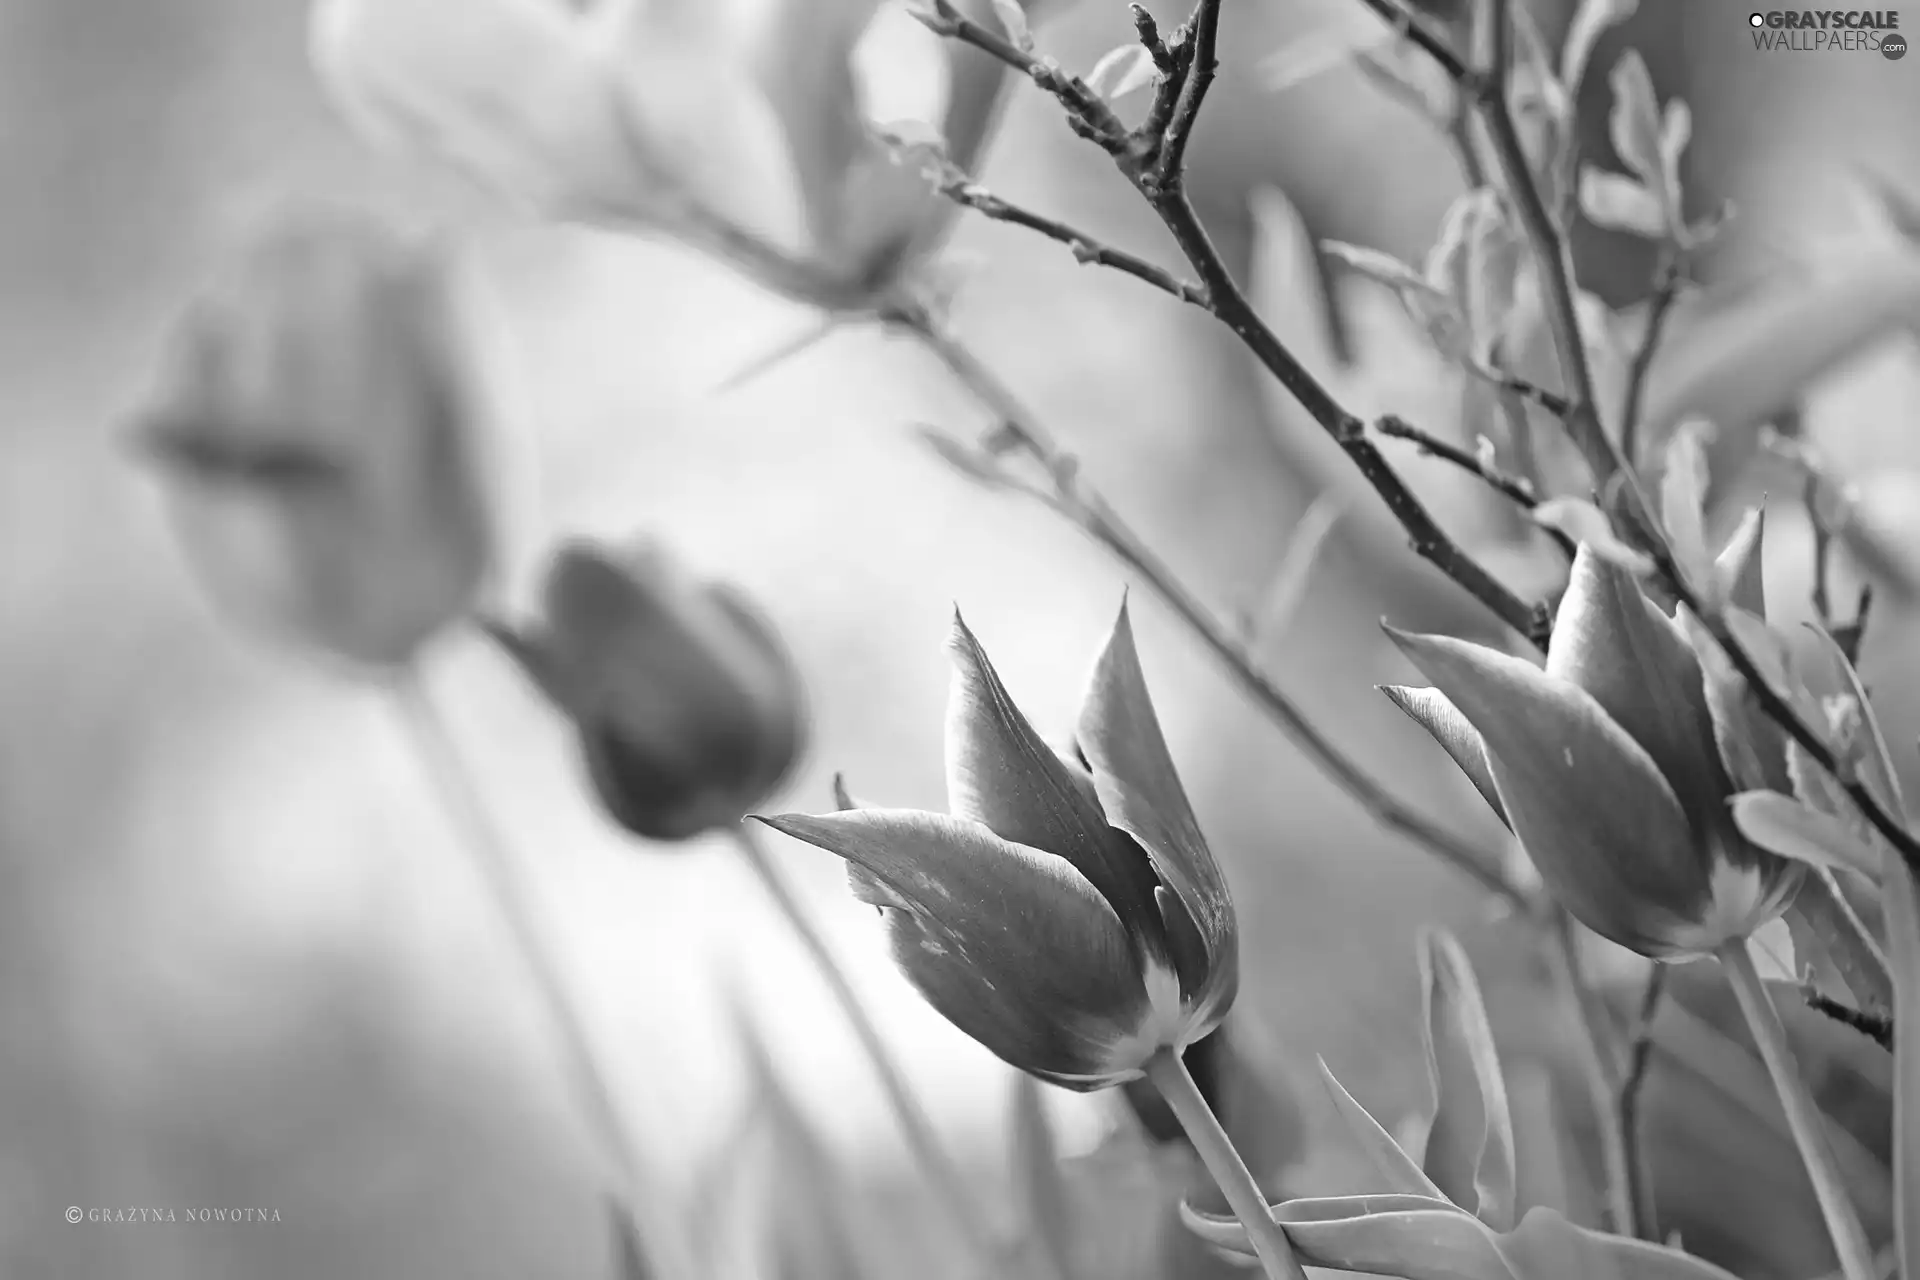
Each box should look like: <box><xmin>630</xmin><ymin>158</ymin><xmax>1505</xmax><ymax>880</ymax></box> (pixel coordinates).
<box><xmin>1619</xmin><ymin>254</ymin><xmax>1683</xmax><ymax>467</ymax></box>
<box><xmin>935</xmin><ymin>177</ymin><xmax>1207</xmax><ymax>304</ymax></box>
<box><xmin>1374</xmin><ymin>414</ymin><xmax>1575</xmax><ymax>558</ymax></box>
<box><xmin>1152</xmin><ymin>0</ymin><xmax>1224</xmax><ymax>191</ymax></box>
<box><xmin>917</xmin><ymin>0</ymin><xmax>1553</xmax><ymax>651</ymax></box>
<box><xmin>888</xmin><ymin>303</ymin><xmax>1533</xmax><ymax>911</ymax></box>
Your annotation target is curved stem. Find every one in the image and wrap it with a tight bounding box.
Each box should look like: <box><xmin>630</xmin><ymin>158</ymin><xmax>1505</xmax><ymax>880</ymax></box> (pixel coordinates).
<box><xmin>1544</xmin><ymin>915</ymin><xmax>1637</xmax><ymax>1238</ymax></box>
<box><xmin>1145</xmin><ymin>1046</ymin><xmax>1308</xmax><ymax>1280</ymax></box>
<box><xmin>731</xmin><ymin>823</ymin><xmax>1006</xmax><ymax>1270</ymax></box>
<box><xmin>1719</xmin><ymin>940</ymin><xmax>1876</xmax><ymax>1280</ymax></box>
<box><xmin>393</xmin><ymin>669</ymin><xmax>694</xmax><ymax>1280</ymax></box>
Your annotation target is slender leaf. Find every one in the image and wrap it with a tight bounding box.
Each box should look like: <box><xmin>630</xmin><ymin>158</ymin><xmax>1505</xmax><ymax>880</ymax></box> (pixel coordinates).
<box><xmin>1317</xmin><ymin>1057</ymin><xmax>1448</xmax><ymax>1201</ymax></box>
<box><xmin>1419</xmin><ymin>930</ymin><xmax>1517</xmax><ymax>1230</ymax></box>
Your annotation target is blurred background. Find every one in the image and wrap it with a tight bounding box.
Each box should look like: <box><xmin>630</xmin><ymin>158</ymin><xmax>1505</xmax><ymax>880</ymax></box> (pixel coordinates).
<box><xmin>4</xmin><ymin>0</ymin><xmax>1918</xmax><ymax>1276</ymax></box>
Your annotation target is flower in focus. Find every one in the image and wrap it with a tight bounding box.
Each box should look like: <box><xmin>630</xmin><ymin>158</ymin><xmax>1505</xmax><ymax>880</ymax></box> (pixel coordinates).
<box><xmin>490</xmin><ymin>539</ymin><xmax>806</xmax><ymax>842</ymax></box>
<box><xmin>759</xmin><ymin>603</ymin><xmax>1237</xmax><ymax>1089</ymax></box>
<box><xmin>132</xmin><ymin>205</ymin><xmax>496</xmax><ymax>667</ymax></box>
<box><xmin>1382</xmin><ymin>524</ymin><xmax>1804</xmax><ymax>959</ymax></box>
<box><xmin>313</xmin><ymin>0</ymin><xmax>1056</xmax><ymax>310</ymax></box>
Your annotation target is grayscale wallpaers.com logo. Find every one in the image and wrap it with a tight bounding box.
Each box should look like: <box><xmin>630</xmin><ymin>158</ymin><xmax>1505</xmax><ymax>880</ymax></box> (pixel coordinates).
<box><xmin>1748</xmin><ymin>10</ymin><xmax>1906</xmax><ymax>57</ymax></box>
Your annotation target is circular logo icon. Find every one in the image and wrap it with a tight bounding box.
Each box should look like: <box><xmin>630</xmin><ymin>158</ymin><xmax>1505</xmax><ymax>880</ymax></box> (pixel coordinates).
<box><xmin>65</xmin><ymin>1207</ymin><xmax>82</xmax><ymax>1224</ymax></box>
<box><xmin>1748</xmin><ymin>11</ymin><xmax>1765</xmax><ymax>26</ymax></box>
<box><xmin>1884</xmin><ymin>33</ymin><xmax>1908</xmax><ymax>59</ymax></box>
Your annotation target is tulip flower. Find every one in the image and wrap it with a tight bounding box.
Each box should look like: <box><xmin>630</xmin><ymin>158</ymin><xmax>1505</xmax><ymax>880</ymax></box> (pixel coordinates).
<box><xmin>759</xmin><ymin>603</ymin><xmax>1237</xmax><ymax>1089</ymax></box>
<box><xmin>313</xmin><ymin>0</ymin><xmax>1057</xmax><ymax>310</ymax></box>
<box><xmin>490</xmin><ymin>539</ymin><xmax>806</xmax><ymax>841</ymax></box>
<box><xmin>1382</xmin><ymin>530</ymin><xmax>1804</xmax><ymax>959</ymax></box>
<box><xmin>132</xmin><ymin>206</ymin><xmax>496</xmax><ymax>667</ymax></box>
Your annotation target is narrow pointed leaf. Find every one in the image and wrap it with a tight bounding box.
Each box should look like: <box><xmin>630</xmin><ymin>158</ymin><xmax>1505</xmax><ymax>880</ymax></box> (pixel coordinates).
<box><xmin>1659</xmin><ymin>421</ymin><xmax>1716</xmax><ymax>598</ymax></box>
<box><xmin>1531</xmin><ymin>500</ymin><xmax>1655</xmax><ymax>575</ymax></box>
<box><xmin>1419</xmin><ymin>930</ymin><xmax>1517</xmax><ymax>1229</ymax></box>
<box><xmin>1788</xmin><ymin>870</ymin><xmax>1892</xmax><ymax>1011</ymax></box>
<box><xmin>1731</xmin><ymin>791</ymin><xmax>1885</xmax><ymax>881</ymax></box>
<box><xmin>1714</xmin><ymin>505</ymin><xmax>1767</xmax><ymax>618</ymax></box>
<box><xmin>1561</xmin><ymin>0</ymin><xmax>1638</xmax><ymax>98</ymax></box>
<box><xmin>1317</xmin><ymin>1058</ymin><xmax>1447</xmax><ymax>1201</ymax></box>
<box><xmin>1608</xmin><ymin>52</ymin><xmax>1664</xmax><ymax>195</ymax></box>
<box><xmin>1085</xmin><ymin>44</ymin><xmax>1157</xmax><ymax>102</ymax></box>
<box><xmin>1580</xmin><ymin>170</ymin><xmax>1665</xmax><ymax>238</ymax></box>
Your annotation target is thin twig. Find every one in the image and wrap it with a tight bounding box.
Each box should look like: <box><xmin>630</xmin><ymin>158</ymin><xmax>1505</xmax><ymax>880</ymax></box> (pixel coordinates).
<box><xmin>1470</xmin><ymin>364</ymin><xmax>1573</xmax><ymax>420</ymax></box>
<box><xmin>918</xmin><ymin>0</ymin><xmax>1552</xmax><ymax>651</ymax></box>
<box><xmin>1474</xmin><ymin>0</ymin><xmax>1622</xmax><ymax>493</ymax></box>
<box><xmin>1619</xmin><ymin>255</ymin><xmax>1683</xmax><ymax>467</ymax></box>
<box><xmin>1543</xmin><ymin>914</ymin><xmax>1637</xmax><ymax>1238</ymax></box>
<box><xmin>891</xmin><ymin>308</ymin><xmax>1532</xmax><ymax>910</ymax></box>
<box><xmin>730</xmin><ymin>823</ymin><xmax>1009</xmax><ymax>1268</ymax></box>
<box><xmin>1374</xmin><ymin>414</ymin><xmax>1576</xmax><ymax>557</ymax></box>
<box><xmin>1152</xmin><ymin>0</ymin><xmax>1224</xmax><ymax>191</ymax></box>
<box><xmin>935</xmin><ymin>178</ymin><xmax>1207</xmax><ymax>304</ymax></box>
<box><xmin>1617</xmin><ymin>965</ymin><xmax>1667</xmax><ymax>1241</ymax></box>
<box><xmin>1354</xmin><ymin>0</ymin><xmax>1472</xmax><ymax>81</ymax></box>
<box><xmin>392</xmin><ymin>670</ymin><xmax>693</xmax><ymax>1280</ymax></box>
<box><xmin>1805</xmin><ymin>992</ymin><xmax>1895</xmax><ymax>1051</ymax></box>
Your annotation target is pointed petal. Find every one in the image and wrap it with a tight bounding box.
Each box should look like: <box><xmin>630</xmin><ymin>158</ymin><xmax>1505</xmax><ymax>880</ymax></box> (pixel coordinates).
<box><xmin>1380</xmin><ymin>685</ymin><xmax>1510</xmax><ymax>830</ymax></box>
<box><xmin>757</xmin><ymin>809</ymin><xmax>1149</xmax><ymax>1085</ymax></box>
<box><xmin>1549</xmin><ymin>544</ymin><xmax>1728</xmax><ymax>839</ymax></box>
<box><xmin>1715</xmin><ymin>504</ymin><xmax>1767</xmax><ymax>618</ymax></box>
<box><xmin>1386</xmin><ymin>626</ymin><xmax>1711</xmax><ymax>956</ymax></box>
<box><xmin>946</xmin><ymin>612</ymin><xmax>1164</xmax><ymax>932</ymax></box>
<box><xmin>1076</xmin><ymin>599</ymin><xmax>1235</xmax><ymax>970</ymax></box>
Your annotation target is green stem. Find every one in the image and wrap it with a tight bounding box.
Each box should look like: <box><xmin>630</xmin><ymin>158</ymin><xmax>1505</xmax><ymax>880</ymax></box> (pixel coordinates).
<box><xmin>394</xmin><ymin>668</ymin><xmax>695</xmax><ymax>1280</ymax></box>
<box><xmin>732</xmin><ymin>824</ymin><xmax>1008</xmax><ymax>1271</ymax></box>
<box><xmin>1145</xmin><ymin>1046</ymin><xmax>1308</xmax><ymax>1280</ymax></box>
<box><xmin>1719</xmin><ymin>940</ymin><xmax>1876</xmax><ymax>1280</ymax></box>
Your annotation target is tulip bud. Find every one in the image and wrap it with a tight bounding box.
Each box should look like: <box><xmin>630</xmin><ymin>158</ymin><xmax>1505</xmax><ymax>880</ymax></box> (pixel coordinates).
<box><xmin>1384</xmin><ymin>540</ymin><xmax>1804</xmax><ymax>959</ymax></box>
<box><xmin>493</xmin><ymin>540</ymin><xmax>806</xmax><ymax>842</ymax></box>
<box><xmin>760</xmin><ymin>602</ymin><xmax>1238</xmax><ymax>1089</ymax></box>
<box><xmin>132</xmin><ymin>206</ymin><xmax>495</xmax><ymax>667</ymax></box>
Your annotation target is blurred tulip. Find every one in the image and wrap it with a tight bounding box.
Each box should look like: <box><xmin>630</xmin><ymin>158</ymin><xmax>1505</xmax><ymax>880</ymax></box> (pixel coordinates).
<box><xmin>491</xmin><ymin>539</ymin><xmax>806</xmax><ymax>842</ymax></box>
<box><xmin>1382</xmin><ymin>535</ymin><xmax>1804</xmax><ymax>959</ymax></box>
<box><xmin>760</xmin><ymin>602</ymin><xmax>1238</xmax><ymax>1090</ymax></box>
<box><xmin>313</xmin><ymin>0</ymin><xmax>1059</xmax><ymax>310</ymax></box>
<box><xmin>132</xmin><ymin>206</ymin><xmax>496</xmax><ymax>667</ymax></box>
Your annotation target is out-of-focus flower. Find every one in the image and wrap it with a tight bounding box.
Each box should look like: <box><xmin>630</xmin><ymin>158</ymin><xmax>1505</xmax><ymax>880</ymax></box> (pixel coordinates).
<box><xmin>1382</xmin><ymin>530</ymin><xmax>1804</xmax><ymax>959</ymax></box>
<box><xmin>312</xmin><ymin>0</ymin><xmax>1057</xmax><ymax>310</ymax></box>
<box><xmin>132</xmin><ymin>206</ymin><xmax>496</xmax><ymax>667</ymax></box>
<box><xmin>490</xmin><ymin>540</ymin><xmax>806</xmax><ymax>842</ymax></box>
<box><xmin>760</xmin><ymin>603</ymin><xmax>1237</xmax><ymax>1090</ymax></box>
